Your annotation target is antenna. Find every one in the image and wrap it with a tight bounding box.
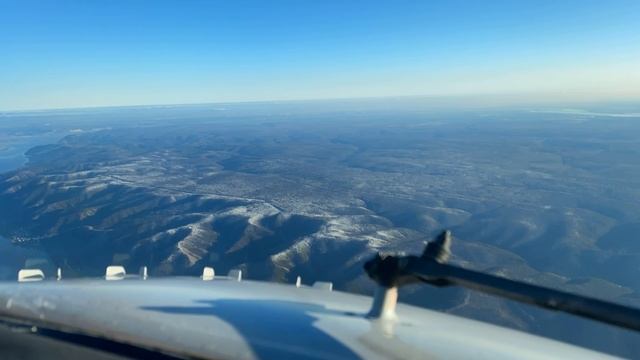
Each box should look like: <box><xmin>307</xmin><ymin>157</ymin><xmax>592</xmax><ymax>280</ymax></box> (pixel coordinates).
<box><xmin>139</xmin><ymin>266</ymin><xmax>148</xmax><ymax>280</ymax></box>
<box><xmin>228</xmin><ymin>269</ymin><xmax>242</xmax><ymax>282</ymax></box>
<box><xmin>367</xmin><ymin>285</ymin><xmax>398</xmax><ymax>320</ymax></box>
<box><xmin>312</xmin><ymin>281</ymin><xmax>333</xmax><ymax>291</ymax></box>
<box><xmin>365</xmin><ymin>230</ymin><xmax>640</xmax><ymax>332</ymax></box>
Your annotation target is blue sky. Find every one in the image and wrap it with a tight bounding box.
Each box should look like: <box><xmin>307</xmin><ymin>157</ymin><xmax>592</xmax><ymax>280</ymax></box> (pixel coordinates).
<box><xmin>1</xmin><ymin>0</ymin><xmax>639</xmax><ymax>110</ymax></box>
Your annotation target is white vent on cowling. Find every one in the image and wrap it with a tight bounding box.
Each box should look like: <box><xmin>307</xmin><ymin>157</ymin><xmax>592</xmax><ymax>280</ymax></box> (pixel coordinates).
<box><xmin>105</xmin><ymin>266</ymin><xmax>126</xmax><ymax>280</ymax></box>
<box><xmin>202</xmin><ymin>267</ymin><xmax>215</xmax><ymax>281</ymax></box>
<box><xmin>18</xmin><ymin>269</ymin><xmax>45</xmax><ymax>282</ymax></box>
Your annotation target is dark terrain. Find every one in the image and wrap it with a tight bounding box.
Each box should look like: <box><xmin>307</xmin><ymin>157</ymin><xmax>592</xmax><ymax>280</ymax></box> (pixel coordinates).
<box><xmin>1</xmin><ymin>102</ymin><xmax>640</xmax><ymax>356</ymax></box>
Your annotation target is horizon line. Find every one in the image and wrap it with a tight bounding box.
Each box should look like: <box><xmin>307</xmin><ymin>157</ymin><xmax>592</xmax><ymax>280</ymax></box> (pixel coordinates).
<box><xmin>2</xmin><ymin>92</ymin><xmax>639</xmax><ymax>114</ymax></box>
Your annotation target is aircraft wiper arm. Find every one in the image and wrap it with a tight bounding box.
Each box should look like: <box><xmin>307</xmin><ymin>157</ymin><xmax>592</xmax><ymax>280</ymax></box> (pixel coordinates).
<box><xmin>364</xmin><ymin>230</ymin><xmax>640</xmax><ymax>332</ymax></box>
